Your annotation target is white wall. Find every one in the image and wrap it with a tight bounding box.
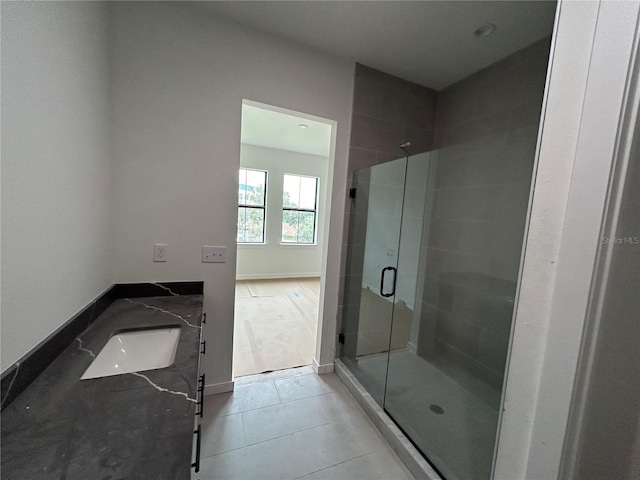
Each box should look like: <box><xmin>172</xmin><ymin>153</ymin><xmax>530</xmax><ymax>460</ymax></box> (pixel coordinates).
<box><xmin>494</xmin><ymin>1</ymin><xmax>639</xmax><ymax>478</ymax></box>
<box><xmin>1</xmin><ymin>2</ymin><xmax>112</xmax><ymax>372</ymax></box>
<box><xmin>109</xmin><ymin>2</ymin><xmax>353</xmax><ymax>389</ymax></box>
<box><xmin>561</xmin><ymin>49</ymin><xmax>640</xmax><ymax>478</ymax></box>
<box><xmin>494</xmin><ymin>1</ymin><xmax>597</xmax><ymax>475</ymax></box>
<box><xmin>237</xmin><ymin>144</ymin><xmax>329</xmax><ymax>280</ymax></box>
<box><xmin>522</xmin><ymin>2</ymin><xmax>640</xmax><ymax>478</ymax></box>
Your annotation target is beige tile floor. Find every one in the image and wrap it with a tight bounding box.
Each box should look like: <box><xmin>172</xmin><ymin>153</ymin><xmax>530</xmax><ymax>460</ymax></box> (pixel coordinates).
<box><xmin>234</xmin><ymin>279</ymin><xmax>320</xmax><ymax>377</ymax></box>
<box><xmin>198</xmin><ymin>367</ymin><xmax>414</xmax><ymax>480</ymax></box>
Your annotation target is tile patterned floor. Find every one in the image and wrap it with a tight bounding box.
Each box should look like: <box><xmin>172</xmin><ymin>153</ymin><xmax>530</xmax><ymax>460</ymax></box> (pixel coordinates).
<box><xmin>197</xmin><ymin>367</ymin><xmax>414</xmax><ymax>480</ymax></box>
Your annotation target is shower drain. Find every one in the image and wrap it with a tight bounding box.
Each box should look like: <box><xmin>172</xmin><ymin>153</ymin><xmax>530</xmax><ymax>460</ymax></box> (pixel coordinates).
<box><xmin>429</xmin><ymin>404</ymin><xmax>445</xmax><ymax>415</ymax></box>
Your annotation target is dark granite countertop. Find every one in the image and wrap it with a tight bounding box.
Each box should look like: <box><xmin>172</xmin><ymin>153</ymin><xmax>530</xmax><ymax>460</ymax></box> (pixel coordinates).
<box><xmin>1</xmin><ymin>295</ymin><xmax>203</xmax><ymax>480</ymax></box>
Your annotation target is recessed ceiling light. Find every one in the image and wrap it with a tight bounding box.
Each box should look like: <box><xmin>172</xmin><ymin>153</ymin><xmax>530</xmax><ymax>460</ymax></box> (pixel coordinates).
<box><xmin>298</xmin><ymin>124</ymin><xmax>308</xmax><ymax>129</ymax></box>
<box><xmin>475</xmin><ymin>23</ymin><xmax>496</xmax><ymax>37</ymax></box>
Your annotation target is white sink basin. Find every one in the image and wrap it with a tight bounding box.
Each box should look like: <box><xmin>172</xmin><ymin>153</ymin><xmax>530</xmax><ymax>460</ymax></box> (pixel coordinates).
<box><xmin>81</xmin><ymin>327</ymin><xmax>181</xmax><ymax>380</ymax></box>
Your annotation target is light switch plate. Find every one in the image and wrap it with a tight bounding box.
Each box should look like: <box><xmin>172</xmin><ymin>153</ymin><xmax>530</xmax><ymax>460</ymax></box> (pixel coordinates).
<box><xmin>202</xmin><ymin>246</ymin><xmax>226</xmax><ymax>263</ymax></box>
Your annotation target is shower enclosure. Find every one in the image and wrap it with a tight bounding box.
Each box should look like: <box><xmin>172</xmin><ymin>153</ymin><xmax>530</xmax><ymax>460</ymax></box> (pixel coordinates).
<box><xmin>339</xmin><ymin>35</ymin><xmax>553</xmax><ymax>480</ymax></box>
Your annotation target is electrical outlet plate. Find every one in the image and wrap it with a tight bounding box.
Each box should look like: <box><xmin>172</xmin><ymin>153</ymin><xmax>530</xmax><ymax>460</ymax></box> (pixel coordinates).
<box><xmin>202</xmin><ymin>246</ymin><xmax>226</xmax><ymax>263</ymax></box>
<box><xmin>154</xmin><ymin>244</ymin><xmax>167</xmax><ymax>262</ymax></box>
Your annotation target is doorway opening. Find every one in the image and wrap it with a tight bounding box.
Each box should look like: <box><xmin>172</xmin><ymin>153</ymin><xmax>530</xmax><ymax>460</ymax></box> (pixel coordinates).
<box><xmin>234</xmin><ymin>100</ymin><xmax>334</xmax><ymax>377</ymax></box>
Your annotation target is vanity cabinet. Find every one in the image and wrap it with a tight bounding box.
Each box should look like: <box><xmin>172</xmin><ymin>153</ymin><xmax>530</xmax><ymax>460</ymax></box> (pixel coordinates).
<box><xmin>191</xmin><ymin>311</ymin><xmax>207</xmax><ymax>479</ymax></box>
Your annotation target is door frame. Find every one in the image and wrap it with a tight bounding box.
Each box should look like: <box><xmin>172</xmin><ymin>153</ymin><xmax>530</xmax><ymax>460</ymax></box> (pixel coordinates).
<box><xmin>235</xmin><ymin>99</ymin><xmax>340</xmax><ymax>376</ymax></box>
<box><xmin>494</xmin><ymin>1</ymin><xmax>640</xmax><ymax>478</ymax></box>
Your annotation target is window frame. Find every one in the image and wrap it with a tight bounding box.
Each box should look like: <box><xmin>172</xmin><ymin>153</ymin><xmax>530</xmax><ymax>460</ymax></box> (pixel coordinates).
<box><xmin>237</xmin><ymin>167</ymin><xmax>268</xmax><ymax>244</ymax></box>
<box><xmin>281</xmin><ymin>173</ymin><xmax>319</xmax><ymax>245</ymax></box>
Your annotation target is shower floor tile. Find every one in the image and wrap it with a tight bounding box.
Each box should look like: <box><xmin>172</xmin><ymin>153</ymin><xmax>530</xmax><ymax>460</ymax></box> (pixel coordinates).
<box><xmin>356</xmin><ymin>350</ymin><xmax>499</xmax><ymax>480</ymax></box>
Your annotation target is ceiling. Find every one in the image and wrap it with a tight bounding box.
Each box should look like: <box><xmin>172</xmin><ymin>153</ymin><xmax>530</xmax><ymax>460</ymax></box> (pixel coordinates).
<box><xmin>241</xmin><ymin>103</ymin><xmax>333</xmax><ymax>157</ymax></box>
<box><xmin>195</xmin><ymin>1</ymin><xmax>557</xmax><ymax>90</ymax></box>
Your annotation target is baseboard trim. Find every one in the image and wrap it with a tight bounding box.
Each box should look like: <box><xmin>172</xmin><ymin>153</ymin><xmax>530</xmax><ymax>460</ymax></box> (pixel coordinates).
<box><xmin>312</xmin><ymin>358</ymin><xmax>335</xmax><ymax>374</ymax></box>
<box><xmin>204</xmin><ymin>380</ymin><xmax>235</xmax><ymax>396</ymax></box>
<box><xmin>235</xmin><ymin>273</ymin><xmax>321</xmax><ymax>281</ymax></box>
<box><xmin>334</xmin><ymin>359</ymin><xmax>441</xmax><ymax>480</ymax></box>
<box><xmin>1</xmin><ymin>281</ymin><xmax>204</xmax><ymax>411</ymax></box>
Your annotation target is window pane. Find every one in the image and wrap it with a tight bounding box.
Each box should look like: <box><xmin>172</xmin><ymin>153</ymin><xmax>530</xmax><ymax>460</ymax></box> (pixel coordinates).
<box><xmin>238</xmin><ymin>206</ymin><xmax>264</xmax><ymax>243</ymax></box>
<box><xmin>238</xmin><ymin>169</ymin><xmax>248</xmax><ymax>206</ymax></box>
<box><xmin>283</xmin><ymin>175</ymin><xmax>300</xmax><ymax>208</ymax></box>
<box><xmin>237</xmin><ymin>207</ymin><xmax>246</xmax><ymax>242</ymax></box>
<box><xmin>282</xmin><ymin>210</ymin><xmax>299</xmax><ymax>243</ymax></box>
<box><xmin>282</xmin><ymin>174</ymin><xmax>319</xmax><ymax>243</ymax></box>
<box><xmin>299</xmin><ymin>177</ymin><xmax>317</xmax><ymax>210</ymax></box>
<box><xmin>245</xmin><ymin>207</ymin><xmax>264</xmax><ymax>242</ymax></box>
<box><xmin>298</xmin><ymin>211</ymin><xmax>315</xmax><ymax>243</ymax></box>
<box><xmin>245</xmin><ymin>170</ymin><xmax>266</xmax><ymax>206</ymax></box>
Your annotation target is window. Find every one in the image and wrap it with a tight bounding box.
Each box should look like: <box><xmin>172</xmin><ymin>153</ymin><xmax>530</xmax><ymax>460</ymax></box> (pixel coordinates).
<box><xmin>282</xmin><ymin>174</ymin><xmax>319</xmax><ymax>244</ymax></box>
<box><xmin>237</xmin><ymin>168</ymin><xmax>267</xmax><ymax>243</ymax></box>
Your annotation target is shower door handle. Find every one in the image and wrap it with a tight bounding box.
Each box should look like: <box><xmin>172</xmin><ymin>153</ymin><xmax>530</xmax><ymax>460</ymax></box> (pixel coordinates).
<box><xmin>380</xmin><ymin>266</ymin><xmax>397</xmax><ymax>298</ymax></box>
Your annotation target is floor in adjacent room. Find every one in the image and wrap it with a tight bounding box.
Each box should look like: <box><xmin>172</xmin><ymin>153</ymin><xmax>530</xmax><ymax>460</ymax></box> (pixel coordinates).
<box><xmin>198</xmin><ymin>367</ymin><xmax>414</xmax><ymax>480</ymax></box>
<box><xmin>233</xmin><ymin>278</ymin><xmax>320</xmax><ymax>377</ymax></box>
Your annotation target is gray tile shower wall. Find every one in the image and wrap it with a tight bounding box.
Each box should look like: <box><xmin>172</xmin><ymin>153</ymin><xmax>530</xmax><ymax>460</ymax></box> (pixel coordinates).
<box><xmin>348</xmin><ymin>63</ymin><xmax>438</xmax><ymax>175</ymax></box>
<box><xmin>338</xmin><ymin>38</ymin><xmax>550</xmax><ymax>410</ymax></box>
<box><xmin>416</xmin><ymin>37</ymin><xmax>552</xmax><ymax>407</ymax></box>
<box><xmin>339</xmin><ymin>65</ymin><xmax>438</xmax><ymax>339</ymax></box>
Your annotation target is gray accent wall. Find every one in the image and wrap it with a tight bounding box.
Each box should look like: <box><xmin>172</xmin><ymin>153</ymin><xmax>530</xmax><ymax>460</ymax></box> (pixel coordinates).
<box><xmin>339</xmin><ymin>64</ymin><xmax>438</xmax><ymax>348</ymax></box>
<box><xmin>348</xmin><ymin>64</ymin><xmax>438</xmax><ymax>174</ymax></box>
<box><xmin>416</xmin><ymin>38</ymin><xmax>551</xmax><ymax>408</ymax></box>
<box><xmin>340</xmin><ymin>38</ymin><xmax>552</xmax><ymax>411</ymax></box>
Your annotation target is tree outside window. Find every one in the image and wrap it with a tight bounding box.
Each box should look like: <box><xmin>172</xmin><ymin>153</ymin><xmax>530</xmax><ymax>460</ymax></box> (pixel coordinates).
<box><xmin>237</xmin><ymin>168</ymin><xmax>267</xmax><ymax>243</ymax></box>
<box><xmin>282</xmin><ymin>174</ymin><xmax>318</xmax><ymax>244</ymax></box>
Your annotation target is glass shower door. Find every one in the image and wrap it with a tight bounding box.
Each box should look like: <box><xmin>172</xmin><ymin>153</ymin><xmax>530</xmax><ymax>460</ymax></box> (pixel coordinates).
<box><xmin>384</xmin><ymin>141</ymin><xmax>531</xmax><ymax>479</ymax></box>
<box><xmin>341</xmin><ymin>148</ymin><xmax>533</xmax><ymax>480</ymax></box>
<box><xmin>339</xmin><ymin>156</ymin><xmax>407</xmax><ymax>405</ymax></box>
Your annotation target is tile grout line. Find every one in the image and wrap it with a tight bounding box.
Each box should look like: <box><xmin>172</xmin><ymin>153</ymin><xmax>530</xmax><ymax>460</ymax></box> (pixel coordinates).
<box><xmin>209</xmin><ymin>388</ymin><xmax>341</xmax><ymax>419</ymax></box>
<box><xmin>199</xmin><ymin>413</ymin><xmax>252</xmax><ymax>462</ymax></box>
<box><xmin>205</xmin><ymin>388</ymin><xmax>360</xmax><ymax>449</ymax></box>
<box><xmin>293</xmin><ymin>449</ymin><xmax>385</xmax><ymax>480</ymax></box>
<box><xmin>209</xmin><ymin>375</ymin><xmax>355</xmax><ymax>420</ymax></box>
<box><xmin>234</xmin><ymin>368</ymin><xmax>315</xmax><ymax>387</ymax></box>
<box><xmin>273</xmin><ymin>380</ymin><xmax>283</xmax><ymax>404</ymax></box>
<box><xmin>240</xmin><ymin>409</ymin><xmax>248</xmax><ymax>449</ymax></box>
<box><xmin>205</xmin><ymin>417</ymin><xmax>345</xmax><ymax>461</ymax></box>
<box><xmin>243</xmin><ymin>419</ymin><xmax>335</xmax><ymax>449</ymax></box>
<box><xmin>199</xmin><ymin>370</ymin><xmax>411</xmax><ymax>478</ymax></box>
